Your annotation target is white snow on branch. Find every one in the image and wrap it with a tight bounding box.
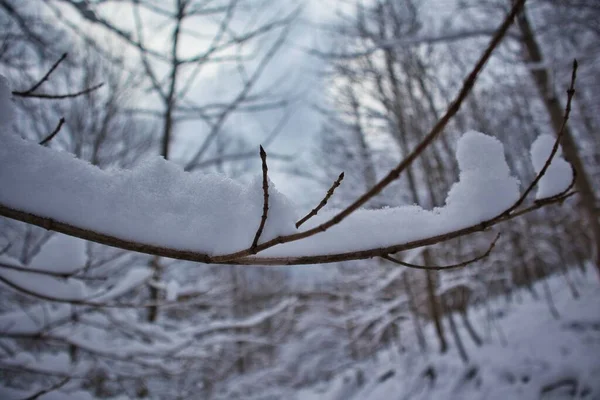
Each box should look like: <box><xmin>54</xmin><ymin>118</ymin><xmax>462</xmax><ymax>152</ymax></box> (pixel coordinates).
<box><xmin>530</xmin><ymin>134</ymin><xmax>573</xmax><ymax>199</ymax></box>
<box><xmin>0</xmin><ymin>75</ymin><xmax>572</xmax><ymax>259</ymax></box>
<box><xmin>29</xmin><ymin>234</ymin><xmax>87</xmax><ymax>274</ymax></box>
<box><xmin>0</xmin><ymin>129</ymin><xmax>298</xmax><ymax>255</ymax></box>
<box><xmin>263</xmin><ymin>131</ymin><xmax>521</xmax><ymax>256</ymax></box>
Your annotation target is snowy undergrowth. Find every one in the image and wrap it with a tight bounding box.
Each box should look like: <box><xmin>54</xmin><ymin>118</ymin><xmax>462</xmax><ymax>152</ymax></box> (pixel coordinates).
<box><xmin>297</xmin><ymin>270</ymin><xmax>600</xmax><ymax>400</ymax></box>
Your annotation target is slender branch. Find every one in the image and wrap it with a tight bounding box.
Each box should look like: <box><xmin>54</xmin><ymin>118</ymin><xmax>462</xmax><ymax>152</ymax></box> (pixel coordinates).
<box><xmin>504</xmin><ymin>59</ymin><xmax>578</xmax><ymax>214</ymax></box>
<box><xmin>296</xmin><ymin>172</ymin><xmax>344</xmax><ymax>228</ymax></box>
<box><xmin>251</xmin><ymin>146</ymin><xmax>269</xmax><ymax>252</ymax></box>
<box><xmin>13</xmin><ymin>83</ymin><xmax>104</xmax><ymax>100</ymax></box>
<box><xmin>382</xmin><ymin>234</ymin><xmax>501</xmax><ymax>271</ymax></box>
<box><xmin>0</xmin><ymin>189</ymin><xmax>574</xmax><ymax>266</ymax></box>
<box><xmin>20</xmin><ymin>377</ymin><xmax>70</xmax><ymax>400</ymax></box>
<box><xmin>39</xmin><ymin>117</ymin><xmax>65</xmax><ymax>146</ymax></box>
<box><xmin>16</xmin><ymin>53</ymin><xmax>67</xmax><ymax>96</ymax></box>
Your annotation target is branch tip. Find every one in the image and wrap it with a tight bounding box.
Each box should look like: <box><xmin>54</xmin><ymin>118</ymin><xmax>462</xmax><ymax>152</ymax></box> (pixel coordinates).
<box><xmin>251</xmin><ymin>145</ymin><xmax>270</xmax><ymax>251</ymax></box>
<box><xmin>296</xmin><ymin>171</ymin><xmax>345</xmax><ymax>228</ymax></box>
<box><xmin>39</xmin><ymin>117</ymin><xmax>65</xmax><ymax>146</ymax></box>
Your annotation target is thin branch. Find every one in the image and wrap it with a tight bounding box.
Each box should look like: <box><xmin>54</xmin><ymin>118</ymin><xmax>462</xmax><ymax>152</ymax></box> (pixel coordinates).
<box><xmin>382</xmin><ymin>234</ymin><xmax>501</xmax><ymax>271</ymax></box>
<box><xmin>39</xmin><ymin>117</ymin><xmax>65</xmax><ymax>146</ymax></box>
<box><xmin>20</xmin><ymin>377</ymin><xmax>70</xmax><ymax>400</ymax></box>
<box><xmin>0</xmin><ymin>189</ymin><xmax>574</xmax><ymax>266</ymax></box>
<box><xmin>251</xmin><ymin>146</ymin><xmax>269</xmax><ymax>252</ymax></box>
<box><xmin>504</xmin><ymin>59</ymin><xmax>578</xmax><ymax>214</ymax></box>
<box><xmin>13</xmin><ymin>83</ymin><xmax>104</xmax><ymax>100</ymax></box>
<box><xmin>16</xmin><ymin>53</ymin><xmax>67</xmax><ymax>96</ymax></box>
<box><xmin>296</xmin><ymin>172</ymin><xmax>344</xmax><ymax>228</ymax></box>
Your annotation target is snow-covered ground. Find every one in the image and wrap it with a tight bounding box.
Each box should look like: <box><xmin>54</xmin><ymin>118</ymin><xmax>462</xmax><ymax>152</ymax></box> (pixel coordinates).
<box><xmin>298</xmin><ymin>269</ymin><xmax>600</xmax><ymax>400</ymax></box>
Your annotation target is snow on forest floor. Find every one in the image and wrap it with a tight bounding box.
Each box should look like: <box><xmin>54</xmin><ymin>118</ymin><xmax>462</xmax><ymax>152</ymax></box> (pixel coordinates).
<box><xmin>298</xmin><ymin>268</ymin><xmax>600</xmax><ymax>400</ymax></box>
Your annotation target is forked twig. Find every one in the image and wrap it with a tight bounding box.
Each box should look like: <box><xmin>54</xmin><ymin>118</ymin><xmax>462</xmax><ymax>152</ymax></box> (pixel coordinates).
<box><xmin>382</xmin><ymin>234</ymin><xmax>501</xmax><ymax>271</ymax></box>
<box><xmin>12</xmin><ymin>52</ymin><xmax>103</xmax><ymax>100</ymax></box>
<box><xmin>14</xmin><ymin>83</ymin><xmax>105</xmax><ymax>100</ymax></box>
<box><xmin>504</xmin><ymin>59</ymin><xmax>578</xmax><ymax>215</ymax></box>
<box><xmin>39</xmin><ymin>117</ymin><xmax>65</xmax><ymax>146</ymax></box>
<box><xmin>251</xmin><ymin>145</ymin><xmax>269</xmax><ymax>252</ymax></box>
<box><xmin>296</xmin><ymin>172</ymin><xmax>344</xmax><ymax>228</ymax></box>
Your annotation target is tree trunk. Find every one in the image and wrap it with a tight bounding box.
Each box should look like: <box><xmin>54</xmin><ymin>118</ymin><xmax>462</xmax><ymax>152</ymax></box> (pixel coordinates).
<box><xmin>403</xmin><ymin>271</ymin><xmax>428</xmax><ymax>352</ymax></box>
<box><xmin>460</xmin><ymin>311</ymin><xmax>483</xmax><ymax>347</ymax></box>
<box><xmin>444</xmin><ymin>299</ymin><xmax>468</xmax><ymax>363</ymax></box>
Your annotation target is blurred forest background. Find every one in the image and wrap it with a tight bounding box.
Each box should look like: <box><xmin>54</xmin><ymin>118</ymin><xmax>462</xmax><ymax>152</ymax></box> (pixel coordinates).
<box><xmin>0</xmin><ymin>0</ymin><xmax>599</xmax><ymax>399</ymax></box>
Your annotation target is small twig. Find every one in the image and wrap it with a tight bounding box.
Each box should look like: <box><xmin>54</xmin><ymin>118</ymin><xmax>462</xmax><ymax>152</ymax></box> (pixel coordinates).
<box><xmin>504</xmin><ymin>59</ymin><xmax>578</xmax><ymax>215</ymax></box>
<box><xmin>15</xmin><ymin>53</ymin><xmax>68</xmax><ymax>96</ymax></box>
<box><xmin>296</xmin><ymin>172</ymin><xmax>344</xmax><ymax>228</ymax></box>
<box><xmin>39</xmin><ymin>117</ymin><xmax>65</xmax><ymax>146</ymax></box>
<box><xmin>251</xmin><ymin>145</ymin><xmax>269</xmax><ymax>251</ymax></box>
<box><xmin>382</xmin><ymin>234</ymin><xmax>501</xmax><ymax>271</ymax></box>
<box><xmin>14</xmin><ymin>83</ymin><xmax>105</xmax><ymax>100</ymax></box>
<box><xmin>20</xmin><ymin>377</ymin><xmax>70</xmax><ymax>400</ymax></box>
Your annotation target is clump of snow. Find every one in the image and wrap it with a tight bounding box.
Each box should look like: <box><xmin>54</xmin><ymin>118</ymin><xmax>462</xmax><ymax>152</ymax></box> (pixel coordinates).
<box><xmin>0</xmin><ymin>133</ymin><xmax>298</xmax><ymax>255</ymax></box>
<box><xmin>0</xmin><ymin>74</ymin><xmax>13</xmax><ymax>127</ymax></box>
<box><xmin>530</xmin><ymin>134</ymin><xmax>573</xmax><ymax>199</ymax></box>
<box><xmin>442</xmin><ymin>130</ymin><xmax>520</xmax><ymax>223</ymax></box>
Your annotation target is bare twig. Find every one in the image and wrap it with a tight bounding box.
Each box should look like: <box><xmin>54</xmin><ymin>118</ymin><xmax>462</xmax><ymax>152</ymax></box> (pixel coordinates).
<box><xmin>382</xmin><ymin>234</ymin><xmax>501</xmax><ymax>271</ymax></box>
<box><xmin>251</xmin><ymin>146</ymin><xmax>269</xmax><ymax>251</ymax></box>
<box><xmin>296</xmin><ymin>172</ymin><xmax>344</xmax><ymax>228</ymax></box>
<box><xmin>39</xmin><ymin>117</ymin><xmax>65</xmax><ymax>146</ymax></box>
<box><xmin>13</xmin><ymin>83</ymin><xmax>104</xmax><ymax>100</ymax></box>
<box><xmin>20</xmin><ymin>377</ymin><xmax>70</xmax><ymax>400</ymax></box>
<box><xmin>504</xmin><ymin>59</ymin><xmax>578</xmax><ymax>215</ymax></box>
<box><xmin>16</xmin><ymin>53</ymin><xmax>68</xmax><ymax>96</ymax></box>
